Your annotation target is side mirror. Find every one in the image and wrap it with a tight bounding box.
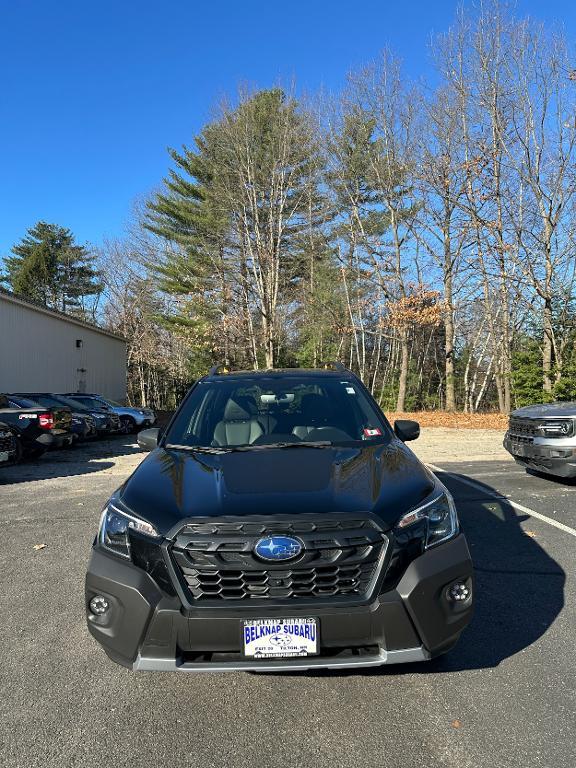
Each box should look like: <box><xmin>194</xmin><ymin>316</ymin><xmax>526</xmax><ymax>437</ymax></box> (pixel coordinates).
<box><xmin>138</xmin><ymin>427</ymin><xmax>160</xmax><ymax>451</ymax></box>
<box><xmin>394</xmin><ymin>419</ymin><xmax>420</xmax><ymax>442</ymax></box>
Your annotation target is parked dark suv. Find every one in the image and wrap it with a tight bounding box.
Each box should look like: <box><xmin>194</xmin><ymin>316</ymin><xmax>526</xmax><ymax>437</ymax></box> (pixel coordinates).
<box><xmin>86</xmin><ymin>365</ymin><xmax>474</xmax><ymax>672</ymax></box>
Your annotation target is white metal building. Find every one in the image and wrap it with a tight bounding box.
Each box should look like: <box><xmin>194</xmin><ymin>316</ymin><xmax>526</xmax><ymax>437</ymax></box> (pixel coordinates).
<box><xmin>0</xmin><ymin>290</ymin><xmax>127</xmax><ymax>401</ymax></box>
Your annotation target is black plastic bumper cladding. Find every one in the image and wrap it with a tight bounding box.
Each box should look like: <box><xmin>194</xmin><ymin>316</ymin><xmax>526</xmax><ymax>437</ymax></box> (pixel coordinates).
<box><xmin>503</xmin><ymin>435</ymin><xmax>576</xmax><ymax>478</ymax></box>
<box><xmin>86</xmin><ymin>534</ymin><xmax>473</xmax><ymax>668</ymax></box>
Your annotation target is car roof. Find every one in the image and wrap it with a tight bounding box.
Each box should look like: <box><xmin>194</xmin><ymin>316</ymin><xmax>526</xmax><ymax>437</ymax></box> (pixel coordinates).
<box><xmin>12</xmin><ymin>392</ymin><xmax>61</xmax><ymax>397</ymax></box>
<box><xmin>64</xmin><ymin>393</ymin><xmax>102</xmax><ymax>397</ymax></box>
<box><xmin>202</xmin><ymin>367</ymin><xmax>355</xmax><ymax>382</ymax></box>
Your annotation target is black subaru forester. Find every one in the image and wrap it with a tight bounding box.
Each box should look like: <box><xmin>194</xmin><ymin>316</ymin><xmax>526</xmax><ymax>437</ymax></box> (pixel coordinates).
<box><xmin>86</xmin><ymin>365</ymin><xmax>473</xmax><ymax>671</ymax></box>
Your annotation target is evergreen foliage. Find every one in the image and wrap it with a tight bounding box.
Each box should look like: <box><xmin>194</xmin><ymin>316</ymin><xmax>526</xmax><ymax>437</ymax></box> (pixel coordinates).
<box><xmin>146</xmin><ymin>89</ymin><xmax>325</xmax><ymax>369</ymax></box>
<box><xmin>2</xmin><ymin>221</ymin><xmax>102</xmax><ymax>314</ymax></box>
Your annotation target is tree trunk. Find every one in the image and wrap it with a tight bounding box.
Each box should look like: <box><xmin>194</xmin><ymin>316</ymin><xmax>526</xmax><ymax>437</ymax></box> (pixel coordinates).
<box><xmin>542</xmin><ymin>231</ymin><xmax>554</xmax><ymax>393</ymax></box>
<box><xmin>262</xmin><ymin>308</ymin><xmax>274</xmax><ymax>369</ymax></box>
<box><xmin>542</xmin><ymin>295</ymin><xmax>553</xmax><ymax>393</ymax></box>
<box><xmin>396</xmin><ymin>328</ymin><xmax>409</xmax><ymax>412</ymax></box>
<box><xmin>444</xmin><ymin>271</ymin><xmax>456</xmax><ymax>412</ymax></box>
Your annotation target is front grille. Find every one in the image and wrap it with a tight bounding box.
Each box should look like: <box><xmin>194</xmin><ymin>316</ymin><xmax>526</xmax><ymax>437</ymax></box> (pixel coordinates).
<box><xmin>171</xmin><ymin>516</ymin><xmax>387</xmax><ymax>602</ymax></box>
<box><xmin>509</xmin><ymin>418</ymin><xmax>536</xmax><ymax>442</ymax></box>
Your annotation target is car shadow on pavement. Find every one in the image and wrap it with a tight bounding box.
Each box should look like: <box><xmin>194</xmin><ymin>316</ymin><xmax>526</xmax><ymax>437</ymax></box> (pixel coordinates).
<box><xmin>525</xmin><ymin>467</ymin><xmax>576</xmax><ymax>486</ymax></box>
<box><xmin>296</xmin><ymin>471</ymin><xmax>566</xmax><ymax>678</ymax></box>
<box><xmin>417</xmin><ymin>471</ymin><xmax>566</xmax><ymax>673</ymax></box>
<box><xmin>0</xmin><ymin>436</ymin><xmax>143</xmax><ymax>485</ymax></box>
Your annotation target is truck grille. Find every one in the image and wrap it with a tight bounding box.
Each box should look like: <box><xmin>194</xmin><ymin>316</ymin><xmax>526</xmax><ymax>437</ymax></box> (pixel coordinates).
<box><xmin>170</xmin><ymin>517</ymin><xmax>387</xmax><ymax>602</ymax></box>
<box><xmin>508</xmin><ymin>418</ymin><xmax>536</xmax><ymax>443</ymax></box>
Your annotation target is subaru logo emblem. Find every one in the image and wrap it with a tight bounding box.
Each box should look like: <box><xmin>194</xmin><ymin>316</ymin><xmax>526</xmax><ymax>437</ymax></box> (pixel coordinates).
<box><xmin>254</xmin><ymin>536</ymin><xmax>303</xmax><ymax>562</ymax></box>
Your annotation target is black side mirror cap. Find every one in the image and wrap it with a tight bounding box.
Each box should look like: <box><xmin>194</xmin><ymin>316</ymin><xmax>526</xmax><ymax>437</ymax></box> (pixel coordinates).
<box><xmin>137</xmin><ymin>427</ymin><xmax>161</xmax><ymax>451</ymax></box>
<box><xmin>394</xmin><ymin>419</ymin><xmax>420</xmax><ymax>442</ymax></box>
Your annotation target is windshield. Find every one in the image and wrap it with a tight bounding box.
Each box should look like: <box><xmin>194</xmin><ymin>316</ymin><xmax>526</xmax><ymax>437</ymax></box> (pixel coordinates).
<box><xmin>165</xmin><ymin>375</ymin><xmax>392</xmax><ymax>450</ymax></box>
<box><xmin>25</xmin><ymin>394</ymin><xmax>76</xmax><ymax>410</ymax></box>
<box><xmin>8</xmin><ymin>395</ymin><xmax>41</xmax><ymax>408</ymax></box>
<box><xmin>102</xmin><ymin>397</ymin><xmax>122</xmax><ymax>407</ymax></box>
<box><xmin>68</xmin><ymin>396</ymin><xmax>107</xmax><ymax>410</ymax></box>
<box><xmin>51</xmin><ymin>395</ymin><xmax>92</xmax><ymax>412</ymax></box>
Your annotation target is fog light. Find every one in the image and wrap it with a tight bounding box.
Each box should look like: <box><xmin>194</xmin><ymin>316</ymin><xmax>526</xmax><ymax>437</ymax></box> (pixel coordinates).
<box><xmin>447</xmin><ymin>581</ymin><xmax>471</xmax><ymax>602</ymax></box>
<box><xmin>89</xmin><ymin>595</ymin><xmax>110</xmax><ymax>615</ymax></box>
<box><xmin>549</xmin><ymin>449</ymin><xmax>572</xmax><ymax>458</ymax></box>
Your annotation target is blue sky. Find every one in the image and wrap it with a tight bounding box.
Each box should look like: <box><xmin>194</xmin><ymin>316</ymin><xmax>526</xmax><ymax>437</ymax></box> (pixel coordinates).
<box><xmin>1</xmin><ymin>0</ymin><xmax>574</xmax><ymax>256</ymax></box>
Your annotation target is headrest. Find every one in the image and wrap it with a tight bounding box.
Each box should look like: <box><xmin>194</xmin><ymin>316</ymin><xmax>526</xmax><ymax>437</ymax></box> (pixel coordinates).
<box><xmin>224</xmin><ymin>395</ymin><xmax>258</xmax><ymax>421</ymax></box>
<box><xmin>300</xmin><ymin>393</ymin><xmax>334</xmax><ymax>420</ymax></box>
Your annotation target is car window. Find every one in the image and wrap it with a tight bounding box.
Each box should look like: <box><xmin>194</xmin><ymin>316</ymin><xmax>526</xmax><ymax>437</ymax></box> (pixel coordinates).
<box><xmin>90</xmin><ymin>398</ymin><xmax>111</xmax><ymax>409</ymax></box>
<box><xmin>29</xmin><ymin>395</ymin><xmax>64</xmax><ymax>409</ymax></box>
<box><xmin>65</xmin><ymin>397</ymin><xmax>96</xmax><ymax>411</ymax></box>
<box><xmin>165</xmin><ymin>376</ymin><xmax>391</xmax><ymax>449</ymax></box>
<box><xmin>7</xmin><ymin>395</ymin><xmax>40</xmax><ymax>408</ymax></box>
<box><xmin>74</xmin><ymin>397</ymin><xmax>102</xmax><ymax>409</ymax></box>
<box><xmin>53</xmin><ymin>395</ymin><xmax>90</xmax><ymax>411</ymax></box>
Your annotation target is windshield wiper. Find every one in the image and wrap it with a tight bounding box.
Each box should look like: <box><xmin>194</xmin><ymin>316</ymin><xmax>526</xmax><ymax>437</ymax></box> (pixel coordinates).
<box><xmin>165</xmin><ymin>444</ymin><xmax>233</xmax><ymax>454</ymax></box>
<box><xmin>233</xmin><ymin>441</ymin><xmax>333</xmax><ymax>451</ymax></box>
<box><xmin>165</xmin><ymin>441</ymin><xmax>334</xmax><ymax>453</ymax></box>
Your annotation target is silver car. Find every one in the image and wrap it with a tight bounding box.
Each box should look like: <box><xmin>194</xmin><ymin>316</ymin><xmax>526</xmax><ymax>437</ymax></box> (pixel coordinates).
<box><xmin>504</xmin><ymin>402</ymin><xmax>576</xmax><ymax>479</ymax></box>
<box><xmin>63</xmin><ymin>393</ymin><xmax>156</xmax><ymax>434</ymax></box>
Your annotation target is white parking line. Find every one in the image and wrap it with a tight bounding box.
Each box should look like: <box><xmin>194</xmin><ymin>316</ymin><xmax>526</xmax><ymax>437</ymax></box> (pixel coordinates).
<box><xmin>448</xmin><ymin>469</ymin><xmax>527</xmax><ymax>478</ymax></box>
<box><xmin>428</xmin><ymin>463</ymin><xmax>576</xmax><ymax>539</ymax></box>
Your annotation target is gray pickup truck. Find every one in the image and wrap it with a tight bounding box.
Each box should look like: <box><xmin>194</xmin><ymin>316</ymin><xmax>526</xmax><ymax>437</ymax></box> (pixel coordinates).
<box><xmin>504</xmin><ymin>402</ymin><xmax>576</xmax><ymax>479</ymax></box>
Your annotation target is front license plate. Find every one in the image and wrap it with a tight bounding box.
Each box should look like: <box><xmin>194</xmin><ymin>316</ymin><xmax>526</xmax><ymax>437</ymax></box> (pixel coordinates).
<box><xmin>243</xmin><ymin>618</ymin><xmax>318</xmax><ymax>659</ymax></box>
<box><xmin>0</xmin><ymin>451</ymin><xmax>9</xmax><ymax>463</ymax></box>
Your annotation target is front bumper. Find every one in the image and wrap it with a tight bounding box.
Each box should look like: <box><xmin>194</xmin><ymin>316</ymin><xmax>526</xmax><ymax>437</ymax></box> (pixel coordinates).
<box><xmin>71</xmin><ymin>423</ymin><xmax>90</xmax><ymax>440</ymax></box>
<box><xmin>134</xmin><ymin>414</ymin><xmax>156</xmax><ymax>428</ymax></box>
<box><xmin>33</xmin><ymin>432</ymin><xmax>56</xmax><ymax>449</ymax></box>
<box><xmin>504</xmin><ymin>434</ymin><xmax>576</xmax><ymax>478</ymax></box>
<box><xmin>86</xmin><ymin>534</ymin><xmax>473</xmax><ymax>672</ymax></box>
<box><xmin>50</xmin><ymin>430</ymin><xmax>74</xmax><ymax>448</ymax></box>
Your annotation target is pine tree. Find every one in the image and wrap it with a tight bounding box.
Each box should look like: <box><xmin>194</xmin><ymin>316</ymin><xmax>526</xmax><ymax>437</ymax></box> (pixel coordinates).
<box><xmin>147</xmin><ymin>89</ymin><xmax>325</xmax><ymax>369</ymax></box>
<box><xmin>2</xmin><ymin>221</ymin><xmax>102</xmax><ymax>313</ymax></box>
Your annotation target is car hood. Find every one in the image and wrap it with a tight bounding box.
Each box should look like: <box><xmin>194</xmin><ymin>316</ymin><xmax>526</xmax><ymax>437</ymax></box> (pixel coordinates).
<box><xmin>512</xmin><ymin>402</ymin><xmax>576</xmax><ymax>419</ymax></box>
<box><xmin>118</xmin><ymin>440</ymin><xmax>436</xmax><ymax>537</ymax></box>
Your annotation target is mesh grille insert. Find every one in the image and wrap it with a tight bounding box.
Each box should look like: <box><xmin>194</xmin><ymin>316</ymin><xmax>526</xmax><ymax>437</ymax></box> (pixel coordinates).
<box><xmin>171</xmin><ymin>516</ymin><xmax>387</xmax><ymax>602</ymax></box>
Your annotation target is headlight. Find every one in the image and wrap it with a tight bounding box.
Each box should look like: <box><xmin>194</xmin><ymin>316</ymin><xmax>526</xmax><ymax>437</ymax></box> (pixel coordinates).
<box><xmin>396</xmin><ymin>490</ymin><xmax>459</xmax><ymax>548</ymax></box>
<box><xmin>537</xmin><ymin>420</ymin><xmax>573</xmax><ymax>437</ymax></box>
<box><xmin>99</xmin><ymin>504</ymin><xmax>159</xmax><ymax>559</ymax></box>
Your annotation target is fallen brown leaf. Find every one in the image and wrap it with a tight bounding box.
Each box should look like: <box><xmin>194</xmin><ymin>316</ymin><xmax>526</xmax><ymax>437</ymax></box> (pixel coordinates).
<box><xmin>386</xmin><ymin>411</ymin><xmax>508</xmax><ymax>431</ymax></box>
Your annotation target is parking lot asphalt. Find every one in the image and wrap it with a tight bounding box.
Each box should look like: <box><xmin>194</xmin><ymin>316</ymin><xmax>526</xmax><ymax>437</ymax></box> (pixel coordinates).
<box><xmin>0</xmin><ymin>436</ymin><xmax>575</xmax><ymax>768</ymax></box>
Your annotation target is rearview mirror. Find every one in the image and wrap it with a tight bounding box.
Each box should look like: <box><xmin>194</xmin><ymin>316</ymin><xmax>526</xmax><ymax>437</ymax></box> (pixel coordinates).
<box><xmin>394</xmin><ymin>419</ymin><xmax>420</xmax><ymax>442</ymax></box>
<box><xmin>137</xmin><ymin>427</ymin><xmax>160</xmax><ymax>451</ymax></box>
